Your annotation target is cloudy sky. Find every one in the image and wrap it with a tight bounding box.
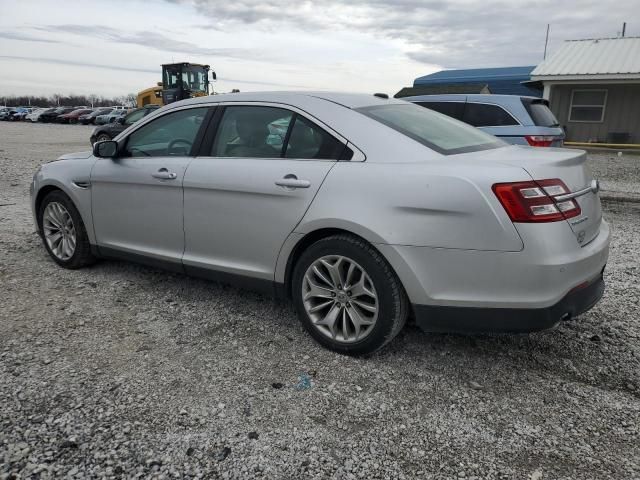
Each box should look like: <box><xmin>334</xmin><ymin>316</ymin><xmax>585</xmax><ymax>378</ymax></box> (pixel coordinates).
<box><xmin>0</xmin><ymin>0</ymin><xmax>636</xmax><ymax>98</ymax></box>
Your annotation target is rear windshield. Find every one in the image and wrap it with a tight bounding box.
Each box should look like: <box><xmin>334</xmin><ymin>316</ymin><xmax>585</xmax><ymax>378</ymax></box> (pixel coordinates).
<box><xmin>356</xmin><ymin>103</ymin><xmax>505</xmax><ymax>155</ymax></box>
<box><xmin>522</xmin><ymin>99</ymin><xmax>559</xmax><ymax>127</ymax></box>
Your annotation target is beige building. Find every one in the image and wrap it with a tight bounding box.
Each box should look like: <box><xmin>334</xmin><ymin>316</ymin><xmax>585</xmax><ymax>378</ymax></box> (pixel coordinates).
<box><xmin>531</xmin><ymin>37</ymin><xmax>640</xmax><ymax>144</ymax></box>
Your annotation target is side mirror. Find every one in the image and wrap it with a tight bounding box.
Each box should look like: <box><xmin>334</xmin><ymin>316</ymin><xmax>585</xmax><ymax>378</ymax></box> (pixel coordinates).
<box><xmin>93</xmin><ymin>140</ymin><xmax>118</xmax><ymax>158</ymax></box>
<box><xmin>211</xmin><ymin>71</ymin><xmax>217</xmax><ymax>81</ymax></box>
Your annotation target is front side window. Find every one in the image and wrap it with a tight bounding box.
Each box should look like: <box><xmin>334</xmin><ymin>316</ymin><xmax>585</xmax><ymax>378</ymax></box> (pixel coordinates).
<box><xmin>357</xmin><ymin>103</ymin><xmax>504</xmax><ymax>155</ymax></box>
<box><xmin>463</xmin><ymin>103</ymin><xmax>519</xmax><ymax>127</ymax></box>
<box><xmin>569</xmin><ymin>90</ymin><xmax>607</xmax><ymax>122</ymax></box>
<box><xmin>125</xmin><ymin>107</ymin><xmax>208</xmax><ymax>157</ymax></box>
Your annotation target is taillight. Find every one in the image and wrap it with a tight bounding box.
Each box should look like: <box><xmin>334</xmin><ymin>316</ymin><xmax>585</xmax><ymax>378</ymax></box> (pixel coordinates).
<box><xmin>525</xmin><ymin>135</ymin><xmax>554</xmax><ymax>147</ymax></box>
<box><xmin>492</xmin><ymin>179</ymin><xmax>581</xmax><ymax>223</ymax></box>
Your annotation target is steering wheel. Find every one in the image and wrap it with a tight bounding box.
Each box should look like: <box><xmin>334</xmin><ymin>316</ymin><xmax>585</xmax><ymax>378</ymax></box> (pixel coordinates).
<box><xmin>167</xmin><ymin>138</ymin><xmax>193</xmax><ymax>155</ymax></box>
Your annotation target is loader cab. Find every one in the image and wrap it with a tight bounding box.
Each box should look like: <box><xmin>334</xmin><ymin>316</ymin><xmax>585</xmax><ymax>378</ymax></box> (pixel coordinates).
<box><xmin>161</xmin><ymin>63</ymin><xmax>211</xmax><ymax>105</ymax></box>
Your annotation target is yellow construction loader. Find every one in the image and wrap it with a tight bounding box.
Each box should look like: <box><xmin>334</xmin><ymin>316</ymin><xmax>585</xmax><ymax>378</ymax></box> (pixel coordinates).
<box><xmin>136</xmin><ymin>62</ymin><xmax>216</xmax><ymax>108</ymax></box>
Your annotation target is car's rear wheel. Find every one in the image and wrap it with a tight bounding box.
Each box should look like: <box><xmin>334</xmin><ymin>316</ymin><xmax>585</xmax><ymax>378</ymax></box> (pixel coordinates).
<box><xmin>292</xmin><ymin>234</ymin><xmax>408</xmax><ymax>355</ymax></box>
<box><xmin>39</xmin><ymin>191</ymin><xmax>95</xmax><ymax>269</ymax></box>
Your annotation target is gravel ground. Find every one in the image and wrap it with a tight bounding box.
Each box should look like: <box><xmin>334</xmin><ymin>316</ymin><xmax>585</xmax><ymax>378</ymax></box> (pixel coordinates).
<box><xmin>586</xmin><ymin>150</ymin><xmax>640</xmax><ymax>199</ymax></box>
<box><xmin>1</xmin><ymin>122</ymin><xmax>639</xmax><ymax>480</ymax></box>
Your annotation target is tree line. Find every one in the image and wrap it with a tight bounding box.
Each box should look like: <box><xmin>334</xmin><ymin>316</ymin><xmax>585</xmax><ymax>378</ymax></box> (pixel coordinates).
<box><xmin>1</xmin><ymin>93</ymin><xmax>138</xmax><ymax>108</ymax></box>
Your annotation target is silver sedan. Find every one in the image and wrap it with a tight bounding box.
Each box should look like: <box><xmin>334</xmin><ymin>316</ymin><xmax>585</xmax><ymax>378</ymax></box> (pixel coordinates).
<box><xmin>31</xmin><ymin>92</ymin><xmax>610</xmax><ymax>354</ymax></box>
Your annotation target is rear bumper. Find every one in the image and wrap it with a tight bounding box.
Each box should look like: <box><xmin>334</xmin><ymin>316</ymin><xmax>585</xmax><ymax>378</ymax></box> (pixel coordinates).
<box><xmin>413</xmin><ymin>272</ymin><xmax>605</xmax><ymax>333</ymax></box>
<box><xmin>378</xmin><ymin>220</ymin><xmax>609</xmax><ymax>309</ymax></box>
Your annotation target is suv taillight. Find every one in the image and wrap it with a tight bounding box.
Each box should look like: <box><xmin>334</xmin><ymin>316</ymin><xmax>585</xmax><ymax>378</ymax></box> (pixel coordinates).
<box><xmin>525</xmin><ymin>135</ymin><xmax>554</xmax><ymax>147</ymax></box>
<box><xmin>492</xmin><ymin>179</ymin><xmax>581</xmax><ymax>222</ymax></box>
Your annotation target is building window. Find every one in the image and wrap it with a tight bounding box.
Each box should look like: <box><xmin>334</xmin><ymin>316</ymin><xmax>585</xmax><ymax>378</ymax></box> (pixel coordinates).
<box><xmin>569</xmin><ymin>90</ymin><xmax>607</xmax><ymax>123</ymax></box>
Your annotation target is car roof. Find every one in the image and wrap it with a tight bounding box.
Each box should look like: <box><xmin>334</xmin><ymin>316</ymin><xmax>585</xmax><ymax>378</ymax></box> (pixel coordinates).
<box><xmin>167</xmin><ymin>91</ymin><xmax>405</xmax><ymax>110</ymax></box>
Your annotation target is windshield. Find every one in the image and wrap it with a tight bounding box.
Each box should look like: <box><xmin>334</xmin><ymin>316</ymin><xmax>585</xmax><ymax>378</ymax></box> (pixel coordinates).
<box><xmin>357</xmin><ymin>103</ymin><xmax>505</xmax><ymax>155</ymax></box>
<box><xmin>163</xmin><ymin>66</ymin><xmax>207</xmax><ymax>92</ymax></box>
<box><xmin>523</xmin><ymin>99</ymin><xmax>560</xmax><ymax>127</ymax></box>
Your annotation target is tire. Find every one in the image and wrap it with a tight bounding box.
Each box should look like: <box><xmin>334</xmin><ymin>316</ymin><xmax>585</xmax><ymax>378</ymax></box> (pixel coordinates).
<box><xmin>96</xmin><ymin>133</ymin><xmax>111</xmax><ymax>142</ymax></box>
<box><xmin>292</xmin><ymin>234</ymin><xmax>408</xmax><ymax>355</ymax></box>
<box><xmin>38</xmin><ymin>190</ymin><xmax>96</xmax><ymax>269</ymax></box>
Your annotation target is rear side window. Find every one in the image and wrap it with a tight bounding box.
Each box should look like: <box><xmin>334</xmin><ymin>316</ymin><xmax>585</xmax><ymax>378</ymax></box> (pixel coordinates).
<box><xmin>211</xmin><ymin>106</ymin><xmax>294</xmax><ymax>158</ymax></box>
<box><xmin>417</xmin><ymin>101</ymin><xmax>465</xmax><ymax>120</ymax></box>
<box><xmin>357</xmin><ymin>103</ymin><xmax>504</xmax><ymax>155</ymax></box>
<box><xmin>523</xmin><ymin>99</ymin><xmax>559</xmax><ymax>127</ymax></box>
<box><xmin>211</xmin><ymin>105</ymin><xmax>346</xmax><ymax>160</ymax></box>
<box><xmin>463</xmin><ymin>103</ymin><xmax>519</xmax><ymax>127</ymax></box>
<box><xmin>284</xmin><ymin>116</ymin><xmax>345</xmax><ymax>160</ymax></box>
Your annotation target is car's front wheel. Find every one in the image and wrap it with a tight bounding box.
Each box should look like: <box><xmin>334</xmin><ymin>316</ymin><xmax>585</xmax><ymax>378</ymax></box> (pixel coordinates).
<box><xmin>96</xmin><ymin>133</ymin><xmax>111</xmax><ymax>142</ymax></box>
<box><xmin>292</xmin><ymin>234</ymin><xmax>408</xmax><ymax>355</ymax></box>
<box><xmin>38</xmin><ymin>191</ymin><xmax>95</xmax><ymax>269</ymax></box>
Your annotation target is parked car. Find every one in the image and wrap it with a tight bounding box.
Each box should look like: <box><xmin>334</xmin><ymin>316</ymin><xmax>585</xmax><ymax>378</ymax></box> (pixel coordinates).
<box><xmin>78</xmin><ymin>108</ymin><xmax>112</xmax><ymax>125</ymax></box>
<box><xmin>57</xmin><ymin>108</ymin><xmax>94</xmax><ymax>124</ymax></box>
<box><xmin>403</xmin><ymin>94</ymin><xmax>565</xmax><ymax>147</ymax></box>
<box><xmin>94</xmin><ymin>110</ymin><xmax>127</xmax><ymax>126</ymax></box>
<box><xmin>26</xmin><ymin>108</ymin><xmax>56</xmax><ymax>122</ymax></box>
<box><xmin>39</xmin><ymin>107</ymin><xmax>75</xmax><ymax>123</ymax></box>
<box><xmin>90</xmin><ymin>106</ymin><xmax>158</xmax><ymax>143</ymax></box>
<box><xmin>5</xmin><ymin>107</ymin><xmax>30</xmax><ymax>121</ymax></box>
<box><xmin>31</xmin><ymin>92</ymin><xmax>608</xmax><ymax>355</ymax></box>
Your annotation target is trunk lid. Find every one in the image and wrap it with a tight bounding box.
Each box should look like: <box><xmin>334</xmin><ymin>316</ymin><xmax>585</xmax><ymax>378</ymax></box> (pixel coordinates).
<box><xmin>491</xmin><ymin>146</ymin><xmax>602</xmax><ymax>246</ymax></box>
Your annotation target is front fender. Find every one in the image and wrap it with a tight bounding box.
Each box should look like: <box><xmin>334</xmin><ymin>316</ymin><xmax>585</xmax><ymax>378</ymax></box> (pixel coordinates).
<box><xmin>32</xmin><ymin>159</ymin><xmax>97</xmax><ymax>244</ymax></box>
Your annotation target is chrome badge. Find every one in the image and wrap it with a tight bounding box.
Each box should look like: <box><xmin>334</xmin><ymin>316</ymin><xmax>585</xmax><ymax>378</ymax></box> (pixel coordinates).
<box><xmin>577</xmin><ymin>230</ymin><xmax>586</xmax><ymax>244</ymax></box>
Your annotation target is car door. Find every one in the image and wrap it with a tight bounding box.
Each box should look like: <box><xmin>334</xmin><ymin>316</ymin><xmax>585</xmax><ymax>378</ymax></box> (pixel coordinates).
<box><xmin>182</xmin><ymin>104</ymin><xmax>348</xmax><ymax>284</ymax></box>
<box><xmin>91</xmin><ymin>106</ymin><xmax>210</xmax><ymax>265</ymax></box>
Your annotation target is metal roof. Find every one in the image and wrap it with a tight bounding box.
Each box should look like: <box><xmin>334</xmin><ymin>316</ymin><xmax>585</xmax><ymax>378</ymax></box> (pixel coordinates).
<box><xmin>414</xmin><ymin>66</ymin><xmax>536</xmax><ymax>84</ymax></box>
<box><xmin>531</xmin><ymin>37</ymin><xmax>640</xmax><ymax>78</ymax></box>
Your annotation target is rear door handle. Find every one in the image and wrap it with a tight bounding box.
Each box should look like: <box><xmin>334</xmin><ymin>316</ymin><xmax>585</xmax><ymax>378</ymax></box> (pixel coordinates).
<box><xmin>152</xmin><ymin>168</ymin><xmax>177</xmax><ymax>180</ymax></box>
<box><xmin>275</xmin><ymin>174</ymin><xmax>311</xmax><ymax>189</ymax></box>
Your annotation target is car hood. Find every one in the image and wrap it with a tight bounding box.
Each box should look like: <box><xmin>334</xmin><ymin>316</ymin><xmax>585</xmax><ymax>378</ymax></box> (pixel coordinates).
<box><xmin>55</xmin><ymin>151</ymin><xmax>93</xmax><ymax>161</ymax></box>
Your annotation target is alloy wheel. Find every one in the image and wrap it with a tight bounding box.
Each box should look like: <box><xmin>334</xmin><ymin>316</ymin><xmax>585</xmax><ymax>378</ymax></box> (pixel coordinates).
<box><xmin>302</xmin><ymin>255</ymin><xmax>378</xmax><ymax>343</ymax></box>
<box><xmin>43</xmin><ymin>202</ymin><xmax>76</xmax><ymax>261</ymax></box>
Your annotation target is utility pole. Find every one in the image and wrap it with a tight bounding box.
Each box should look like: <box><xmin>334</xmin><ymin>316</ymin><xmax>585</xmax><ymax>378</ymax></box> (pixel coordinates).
<box><xmin>622</xmin><ymin>22</ymin><xmax>626</xmax><ymax>37</ymax></box>
<box><xmin>543</xmin><ymin>24</ymin><xmax>550</xmax><ymax>60</ymax></box>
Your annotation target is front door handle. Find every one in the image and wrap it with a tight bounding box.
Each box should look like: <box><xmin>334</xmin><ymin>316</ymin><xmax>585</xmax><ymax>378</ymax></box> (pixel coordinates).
<box><xmin>275</xmin><ymin>174</ymin><xmax>311</xmax><ymax>189</ymax></box>
<box><xmin>152</xmin><ymin>168</ymin><xmax>177</xmax><ymax>180</ymax></box>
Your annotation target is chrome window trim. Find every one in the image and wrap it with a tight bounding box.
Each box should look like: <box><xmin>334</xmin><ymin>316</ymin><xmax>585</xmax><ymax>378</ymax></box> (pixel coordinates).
<box><xmin>113</xmin><ymin>104</ymin><xmax>209</xmax><ymax>143</ymax></box>
<box><xmin>116</xmin><ymin>101</ymin><xmax>366</xmax><ymax>162</ymax></box>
